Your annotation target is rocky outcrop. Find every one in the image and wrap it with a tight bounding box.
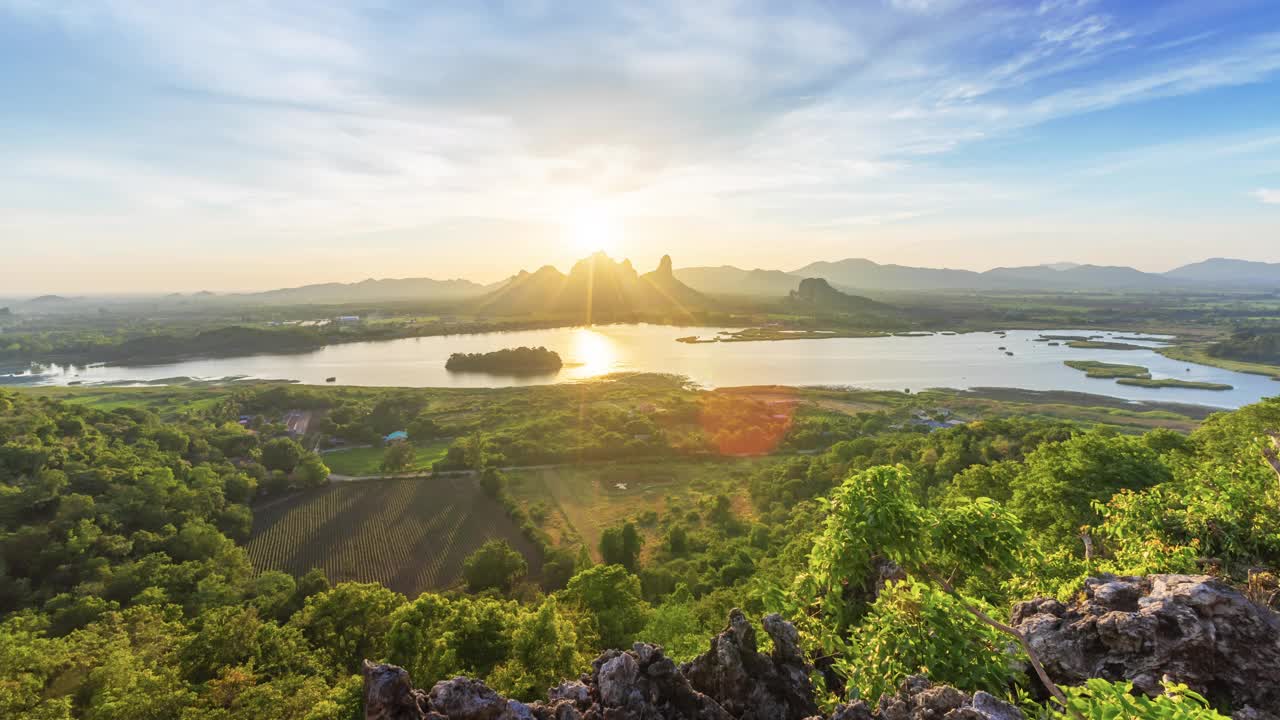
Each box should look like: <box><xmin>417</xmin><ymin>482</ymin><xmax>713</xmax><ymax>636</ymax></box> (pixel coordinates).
<box><xmin>679</xmin><ymin>610</ymin><xmax>818</xmax><ymax>720</ymax></box>
<box><xmin>1013</xmin><ymin>574</ymin><xmax>1280</xmax><ymax>715</ymax></box>
<box><xmin>830</xmin><ymin>675</ymin><xmax>1023</xmax><ymax>720</ymax></box>
<box><xmin>367</xmin><ymin>577</ymin><xmax>1280</xmax><ymax>720</ymax></box>
<box><xmin>363</xmin><ymin>661</ymin><xmax>430</xmax><ymax>720</ymax></box>
<box><xmin>786</xmin><ymin>278</ymin><xmax>898</xmax><ymax>319</ymax></box>
<box><xmin>364</xmin><ymin>612</ymin><xmax>1022</xmax><ymax>720</ymax></box>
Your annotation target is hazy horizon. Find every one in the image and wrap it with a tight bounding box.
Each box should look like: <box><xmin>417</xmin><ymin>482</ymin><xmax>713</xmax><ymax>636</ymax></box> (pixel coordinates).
<box><xmin>4</xmin><ymin>1</ymin><xmax>1280</xmax><ymax>293</ymax></box>
<box><xmin>6</xmin><ymin>251</ymin><xmax>1280</xmax><ymax>298</ymax></box>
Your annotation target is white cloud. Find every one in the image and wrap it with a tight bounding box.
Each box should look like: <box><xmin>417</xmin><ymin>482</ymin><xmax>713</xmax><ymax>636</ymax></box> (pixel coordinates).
<box><xmin>1253</xmin><ymin>188</ymin><xmax>1280</xmax><ymax>204</ymax></box>
<box><xmin>3</xmin><ymin>0</ymin><xmax>1280</xmax><ymax>290</ymax></box>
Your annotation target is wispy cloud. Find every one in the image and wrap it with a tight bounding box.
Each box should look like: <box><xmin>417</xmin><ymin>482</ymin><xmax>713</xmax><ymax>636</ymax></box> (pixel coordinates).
<box><xmin>2</xmin><ymin>0</ymin><xmax>1279</xmax><ymax>290</ymax></box>
<box><xmin>1253</xmin><ymin>188</ymin><xmax>1280</xmax><ymax>204</ymax></box>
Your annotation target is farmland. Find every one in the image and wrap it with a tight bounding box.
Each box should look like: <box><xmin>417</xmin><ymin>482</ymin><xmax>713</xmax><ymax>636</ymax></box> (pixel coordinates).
<box><xmin>246</xmin><ymin>475</ymin><xmax>542</xmax><ymax>596</ymax></box>
<box><xmin>321</xmin><ymin>440</ymin><xmax>452</xmax><ymax>475</ymax></box>
<box><xmin>503</xmin><ymin>459</ymin><xmax>771</xmax><ymax>562</ymax></box>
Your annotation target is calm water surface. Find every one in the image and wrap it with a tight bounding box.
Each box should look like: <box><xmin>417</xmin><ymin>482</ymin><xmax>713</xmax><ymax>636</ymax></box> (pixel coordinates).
<box><xmin>8</xmin><ymin>325</ymin><xmax>1278</xmax><ymax>408</ymax></box>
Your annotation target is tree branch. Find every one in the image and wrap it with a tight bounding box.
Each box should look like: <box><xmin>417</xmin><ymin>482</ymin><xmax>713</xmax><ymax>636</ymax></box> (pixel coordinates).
<box><xmin>921</xmin><ymin>567</ymin><xmax>1083</xmax><ymax>720</ymax></box>
<box><xmin>1263</xmin><ymin>433</ymin><xmax>1280</xmax><ymax>486</ymax></box>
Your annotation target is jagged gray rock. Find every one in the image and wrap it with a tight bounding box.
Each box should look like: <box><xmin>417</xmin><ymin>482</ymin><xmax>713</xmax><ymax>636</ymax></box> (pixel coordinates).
<box><xmin>364</xmin><ymin>661</ymin><xmax>430</xmax><ymax>720</ymax></box>
<box><xmin>428</xmin><ymin>676</ymin><xmax>532</xmax><ymax>720</ymax></box>
<box><xmin>583</xmin><ymin>642</ymin><xmax>734</xmax><ymax>719</ymax></box>
<box><xmin>366</xmin><ymin>582</ymin><xmax>1279</xmax><ymax>720</ymax></box>
<box><xmin>680</xmin><ymin>609</ymin><xmax>819</xmax><ymax>720</ymax></box>
<box><xmin>828</xmin><ymin>676</ymin><xmax>1022</xmax><ymax>720</ymax></box>
<box><xmin>1013</xmin><ymin>574</ymin><xmax>1280</xmax><ymax>716</ymax></box>
<box><xmin>363</xmin><ymin>612</ymin><xmax>1025</xmax><ymax>720</ymax></box>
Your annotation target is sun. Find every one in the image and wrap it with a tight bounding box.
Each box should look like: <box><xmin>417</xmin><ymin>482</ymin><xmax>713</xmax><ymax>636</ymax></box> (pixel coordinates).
<box><xmin>565</xmin><ymin>204</ymin><xmax>624</xmax><ymax>257</ymax></box>
<box><xmin>570</xmin><ymin>327</ymin><xmax>617</xmax><ymax>376</ymax></box>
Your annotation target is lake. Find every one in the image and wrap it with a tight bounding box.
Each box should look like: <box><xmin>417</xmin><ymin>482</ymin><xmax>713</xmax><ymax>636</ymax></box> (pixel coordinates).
<box><xmin>6</xmin><ymin>325</ymin><xmax>1278</xmax><ymax>408</ymax></box>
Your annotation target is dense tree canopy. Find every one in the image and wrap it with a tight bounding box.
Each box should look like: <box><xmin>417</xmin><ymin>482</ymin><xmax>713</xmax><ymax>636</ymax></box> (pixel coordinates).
<box><xmin>2</xmin><ymin>383</ymin><xmax>1278</xmax><ymax>719</ymax></box>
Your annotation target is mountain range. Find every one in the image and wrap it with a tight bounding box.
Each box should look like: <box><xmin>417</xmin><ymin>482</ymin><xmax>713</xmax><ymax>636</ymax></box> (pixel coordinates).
<box><xmin>235</xmin><ymin>277</ymin><xmax>492</xmax><ymax>304</ymax></box>
<box><xmin>473</xmin><ymin>253</ymin><xmax>709</xmax><ymax>320</ymax></box>
<box><xmin>681</xmin><ymin>257</ymin><xmax>1280</xmax><ymax>296</ymax></box>
<box><xmin>672</xmin><ymin>266</ymin><xmax>803</xmax><ymax>296</ymax></box>
<box><xmin>7</xmin><ymin>257</ymin><xmax>1279</xmax><ymax>309</ymax></box>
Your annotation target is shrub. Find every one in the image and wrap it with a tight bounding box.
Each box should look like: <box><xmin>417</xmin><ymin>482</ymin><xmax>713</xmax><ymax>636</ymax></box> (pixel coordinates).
<box><xmin>844</xmin><ymin>578</ymin><xmax>1014</xmax><ymax>704</ymax></box>
<box><xmin>462</xmin><ymin>540</ymin><xmax>528</xmax><ymax>594</ymax></box>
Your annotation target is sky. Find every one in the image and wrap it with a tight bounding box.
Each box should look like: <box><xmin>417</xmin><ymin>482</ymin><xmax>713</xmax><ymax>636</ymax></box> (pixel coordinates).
<box><xmin>2</xmin><ymin>0</ymin><xmax>1280</xmax><ymax>294</ymax></box>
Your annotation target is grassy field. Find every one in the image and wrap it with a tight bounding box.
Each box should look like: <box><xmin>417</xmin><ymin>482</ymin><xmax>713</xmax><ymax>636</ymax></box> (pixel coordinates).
<box><xmin>322</xmin><ymin>440</ymin><xmax>452</xmax><ymax>476</ymax></box>
<box><xmin>504</xmin><ymin>459</ymin><xmax>773</xmax><ymax>562</ymax></box>
<box><xmin>912</xmin><ymin>387</ymin><xmax>1212</xmax><ymax>432</ymax></box>
<box><xmin>1157</xmin><ymin>343</ymin><xmax>1280</xmax><ymax>380</ymax></box>
<box><xmin>247</xmin><ymin>475</ymin><xmax>541</xmax><ymax>596</ymax></box>
<box><xmin>14</xmin><ymin>384</ymin><xmax>231</xmax><ymax>417</ymax></box>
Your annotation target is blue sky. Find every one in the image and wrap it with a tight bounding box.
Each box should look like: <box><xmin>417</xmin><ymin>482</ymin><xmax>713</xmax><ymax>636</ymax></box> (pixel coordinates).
<box><xmin>2</xmin><ymin>0</ymin><xmax>1279</xmax><ymax>293</ymax></box>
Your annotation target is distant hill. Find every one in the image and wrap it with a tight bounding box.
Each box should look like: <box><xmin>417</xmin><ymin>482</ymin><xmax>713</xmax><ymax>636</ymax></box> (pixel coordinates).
<box><xmin>475</xmin><ymin>253</ymin><xmax>709</xmax><ymax>319</ymax></box>
<box><xmin>1165</xmin><ymin>258</ymin><xmax>1280</xmax><ymax>287</ymax></box>
<box><xmin>674</xmin><ymin>266</ymin><xmax>801</xmax><ymax>296</ymax></box>
<box><xmin>238</xmin><ymin>277</ymin><xmax>490</xmax><ymax>304</ymax></box>
<box><xmin>789</xmin><ymin>259</ymin><xmax>984</xmax><ymax>291</ymax></box>
<box><xmin>787</xmin><ymin>258</ymin><xmax>1181</xmax><ymax>292</ymax></box>
<box><xmin>983</xmin><ymin>264</ymin><xmax>1171</xmax><ymax>290</ymax></box>
<box><xmin>786</xmin><ymin>278</ymin><xmax>902</xmax><ymax>320</ymax></box>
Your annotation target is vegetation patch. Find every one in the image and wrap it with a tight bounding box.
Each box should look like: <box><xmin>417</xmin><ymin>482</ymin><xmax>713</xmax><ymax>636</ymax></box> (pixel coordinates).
<box><xmin>445</xmin><ymin>346</ymin><xmax>562</xmax><ymax>374</ymax></box>
<box><xmin>247</xmin><ymin>476</ymin><xmax>542</xmax><ymax>596</ymax></box>
<box><xmin>321</xmin><ymin>440</ymin><xmax>451</xmax><ymax>475</ymax></box>
<box><xmin>1115</xmin><ymin>377</ymin><xmax>1233</xmax><ymax>391</ymax></box>
<box><xmin>712</xmin><ymin>327</ymin><xmax>889</xmax><ymax>342</ymax></box>
<box><xmin>1207</xmin><ymin>328</ymin><xmax>1280</xmax><ymax>365</ymax></box>
<box><xmin>1063</xmin><ymin>360</ymin><xmax>1151</xmax><ymax>379</ymax></box>
<box><xmin>1066</xmin><ymin>340</ymin><xmax>1149</xmax><ymax>350</ymax></box>
<box><xmin>504</xmin><ymin>459</ymin><xmax>769</xmax><ymax>561</ymax></box>
<box><xmin>1158</xmin><ymin>343</ymin><xmax>1280</xmax><ymax>380</ymax></box>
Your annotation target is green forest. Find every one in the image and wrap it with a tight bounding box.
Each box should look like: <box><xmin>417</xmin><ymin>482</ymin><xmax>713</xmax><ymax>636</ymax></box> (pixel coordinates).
<box><xmin>2</xmin><ymin>377</ymin><xmax>1278</xmax><ymax>719</ymax></box>
<box><xmin>444</xmin><ymin>347</ymin><xmax>563</xmax><ymax>374</ymax></box>
<box><xmin>1208</xmin><ymin>327</ymin><xmax>1280</xmax><ymax>365</ymax></box>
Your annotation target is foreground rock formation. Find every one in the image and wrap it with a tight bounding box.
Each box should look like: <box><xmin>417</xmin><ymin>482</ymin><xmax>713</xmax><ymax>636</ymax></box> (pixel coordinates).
<box><xmin>364</xmin><ymin>609</ymin><xmax>1021</xmax><ymax>720</ymax></box>
<box><xmin>365</xmin><ymin>574</ymin><xmax>1280</xmax><ymax>720</ymax></box>
<box><xmin>1013</xmin><ymin>574</ymin><xmax>1280</xmax><ymax>717</ymax></box>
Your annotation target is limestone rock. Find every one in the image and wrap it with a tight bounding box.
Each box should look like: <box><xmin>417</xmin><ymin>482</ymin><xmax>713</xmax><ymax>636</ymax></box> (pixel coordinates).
<box><xmin>680</xmin><ymin>609</ymin><xmax>819</xmax><ymax>720</ymax></box>
<box><xmin>428</xmin><ymin>677</ymin><xmax>510</xmax><ymax>720</ymax></box>
<box><xmin>364</xmin><ymin>660</ymin><xmax>430</xmax><ymax>720</ymax></box>
<box><xmin>1013</xmin><ymin>574</ymin><xmax>1280</xmax><ymax>713</ymax></box>
<box><xmin>832</xmin><ymin>676</ymin><xmax>1021</xmax><ymax>720</ymax></box>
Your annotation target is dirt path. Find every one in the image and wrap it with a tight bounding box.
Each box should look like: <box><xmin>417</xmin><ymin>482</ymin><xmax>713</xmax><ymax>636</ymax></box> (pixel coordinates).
<box><xmin>327</xmin><ymin>462</ymin><xmax>563</xmax><ymax>483</ymax></box>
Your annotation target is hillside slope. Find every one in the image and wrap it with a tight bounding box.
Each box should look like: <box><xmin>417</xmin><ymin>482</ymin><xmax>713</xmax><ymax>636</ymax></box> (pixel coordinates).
<box><xmin>1165</xmin><ymin>257</ymin><xmax>1280</xmax><ymax>287</ymax></box>
<box><xmin>675</xmin><ymin>265</ymin><xmax>802</xmax><ymax>296</ymax></box>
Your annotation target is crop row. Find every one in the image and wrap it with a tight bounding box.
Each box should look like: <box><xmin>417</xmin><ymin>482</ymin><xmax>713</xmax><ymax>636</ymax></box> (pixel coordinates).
<box><xmin>245</xmin><ymin>477</ymin><xmax>543</xmax><ymax>596</ymax></box>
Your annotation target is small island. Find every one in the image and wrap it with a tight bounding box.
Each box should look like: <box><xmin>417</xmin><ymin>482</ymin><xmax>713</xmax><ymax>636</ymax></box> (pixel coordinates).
<box><xmin>1064</xmin><ymin>360</ymin><xmax>1150</xmax><ymax>379</ymax></box>
<box><xmin>1115</xmin><ymin>377</ymin><xmax>1233</xmax><ymax>391</ymax></box>
<box><xmin>1066</xmin><ymin>340</ymin><xmax>1148</xmax><ymax>351</ymax></box>
<box><xmin>676</xmin><ymin>328</ymin><xmax>889</xmax><ymax>343</ymax></box>
<box><xmin>445</xmin><ymin>346</ymin><xmax>563</xmax><ymax>374</ymax></box>
<box><xmin>1063</xmin><ymin>360</ymin><xmax>1233</xmax><ymax>391</ymax></box>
